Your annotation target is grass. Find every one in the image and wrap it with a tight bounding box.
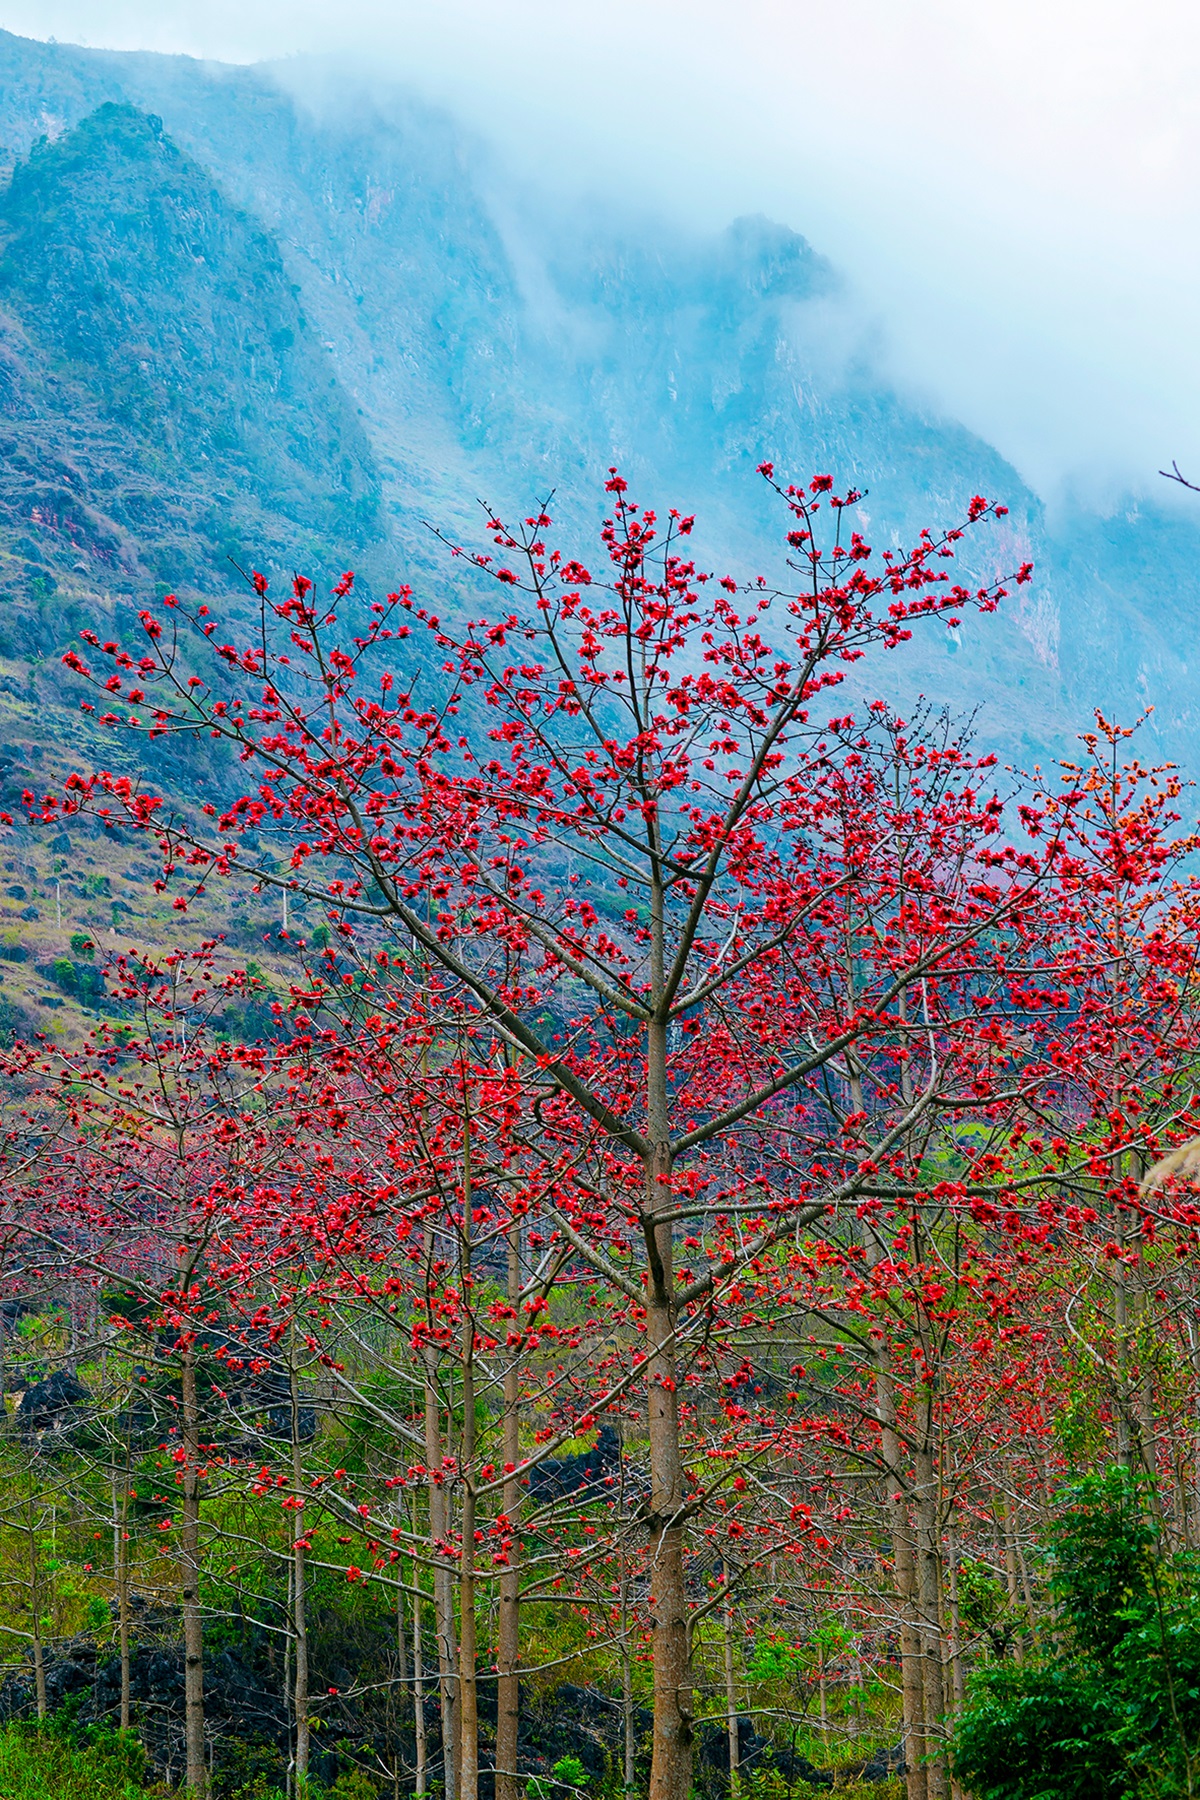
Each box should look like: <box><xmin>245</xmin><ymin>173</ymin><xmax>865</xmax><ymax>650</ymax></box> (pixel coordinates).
<box><xmin>0</xmin><ymin>1724</ymin><xmax>147</xmax><ymax>1798</ymax></box>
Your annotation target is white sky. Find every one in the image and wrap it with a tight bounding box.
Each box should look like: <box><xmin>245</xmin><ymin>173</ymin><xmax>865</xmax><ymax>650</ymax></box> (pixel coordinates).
<box><xmin>2</xmin><ymin>0</ymin><xmax>1198</xmax><ymax>501</ymax></box>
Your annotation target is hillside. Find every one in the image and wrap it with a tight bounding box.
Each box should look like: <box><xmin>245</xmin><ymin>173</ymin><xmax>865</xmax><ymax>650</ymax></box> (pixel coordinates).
<box><xmin>0</xmin><ymin>97</ymin><xmax>386</xmax><ymax>1041</ymax></box>
<box><xmin>0</xmin><ymin>101</ymin><xmax>381</xmax><ymax>616</ymax></box>
<box><xmin>0</xmin><ymin>30</ymin><xmax>1196</xmax><ymax>760</ymax></box>
<box><xmin>0</xmin><ymin>29</ymin><xmax>1197</xmax><ymax>1039</ymax></box>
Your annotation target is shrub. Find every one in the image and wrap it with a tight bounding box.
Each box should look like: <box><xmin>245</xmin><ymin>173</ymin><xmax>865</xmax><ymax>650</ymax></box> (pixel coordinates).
<box><xmin>0</xmin><ymin>1722</ymin><xmax>147</xmax><ymax>1798</ymax></box>
<box><xmin>528</xmin><ymin>1755</ymin><xmax>589</xmax><ymax>1799</ymax></box>
<box><xmin>952</xmin><ymin>1468</ymin><xmax>1200</xmax><ymax>1800</ymax></box>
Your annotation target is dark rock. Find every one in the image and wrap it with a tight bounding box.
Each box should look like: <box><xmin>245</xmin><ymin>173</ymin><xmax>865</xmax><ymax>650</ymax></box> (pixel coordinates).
<box><xmin>698</xmin><ymin>1715</ymin><xmax>761</xmax><ymax>1774</ymax></box>
<box><xmin>14</xmin><ymin>1367</ymin><xmax>90</xmax><ymax>1438</ymax></box>
<box><xmin>860</xmin><ymin>1742</ymin><xmax>906</xmax><ymax>1780</ymax></box>
<box><xmin>528</xmin><ymin>1424</ymin><xmax>621</xmax><ymax>1506</ymax></box>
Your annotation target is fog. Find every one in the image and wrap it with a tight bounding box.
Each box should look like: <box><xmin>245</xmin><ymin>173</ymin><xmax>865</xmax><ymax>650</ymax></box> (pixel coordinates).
<box><xmin>3</xmin><ymin>0</ymin><xmax>1198</xmax><ymax>502</ymax></box>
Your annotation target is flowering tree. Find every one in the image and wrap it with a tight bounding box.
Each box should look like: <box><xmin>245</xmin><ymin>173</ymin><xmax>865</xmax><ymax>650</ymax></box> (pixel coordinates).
<box><xmin>42</xmin><ymin>466</ymin><xmax>1070</xmax><ymax>1800</ymax></box>
<box><xmin>0</xmin><ymin>943</ymin><xmax>326</xmax><ymax>1797</ymax></box>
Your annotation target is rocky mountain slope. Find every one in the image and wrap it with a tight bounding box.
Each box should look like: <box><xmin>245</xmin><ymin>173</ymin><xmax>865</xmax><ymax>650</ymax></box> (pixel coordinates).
<box><xmin>0</xmin><ymin>27</ymin><xmax>1197</xmax><ymax>1041</ymax></box>
<box><xmin>0</xmin><ymin>27</ymin><xmax>1196</xmax><ymax>758</ymax></box>
<box><xmin>0</xmin><ymin>99</ymin><xmax>381</xmax><ymax>624</ymax></box>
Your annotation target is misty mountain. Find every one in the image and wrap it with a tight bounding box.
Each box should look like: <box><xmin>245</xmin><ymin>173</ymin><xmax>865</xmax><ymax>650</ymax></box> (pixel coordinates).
<box><xmin>0</xmin><ymin>25</ymin><xmax>1197</xmax><ymax>778</ymax></box>
<box><xmin>0</xmin><ymin>102</ymin><xmax>379</xmax><ymax>611</ymax></box>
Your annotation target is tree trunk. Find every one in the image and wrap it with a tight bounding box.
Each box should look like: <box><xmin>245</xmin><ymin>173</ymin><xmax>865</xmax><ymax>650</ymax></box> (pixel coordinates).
<box><xmin>413</xmin><ymin>1530</ymin><xmax>429</xmax><ymax>1800</ymax></box>
<box><xmin>879</xmin><ymin>1381</ymin><xmax>926</xmax><ymax>1800</ymax></box>
<box><xmin>896</xmin><ymin>1520</ymin><xmax>927</xmax><ymax>1800</ymax></box>
<box><xmin>116</xmin><ymin>1454</ymin><xmax>132</xmax><ymax>1733</ymax></box>
<box><xmin>914</xmin><ymin>1441</ymin><xmax>946</xmax><ymax>1800</ymax></box>
<box><xmin>622</xmin><ymin>1622</ymin><xmax>636</xmax><ymax>1792</ymax></box>
<box><xmin>396</xmin><ymin>1564</ymin><xmax>409</xmax><ymax>1689</ymax></box>
<box><xmin>425</xmin><ymin>1340</ymin><xmax>459</xmax><ymax>1799</ymax></box>
<box><xmin>286</xmin><ymin>1555</ymin><xmax>295</xmax><ymax>1792</ymax></box>
<box><xmin>620</xmin><ymin>1541</ymin><xmax>636</xmax><ymax>1794</ymax></box>
<box><xmin>645</xmin><ymin>1126</ymin><xmax>691</xmax><ymax>1800</ymax></box>
<box><xmin>31</xmin><ymin>1628</ymin><xmax>46</xmax><ymax>1721</ymax></box>
<box><xmin>722</xmin><ymin>1570</ymin><xmax>739</xmax><ymax>1798</ymax></box>
<box><xmin>944</xmin><ymin>1519</ymin><xmax>965</xmax><ymax>1713</ymax></box>
<box><xmin>1114</xmin><ymin>1208</ymin><xmax>1134</xmax><ymax>1468</ymax></box>
<box><xmin>458</xmin><ymin>1185</ymin><xmax>479</xmax><ymax>1800</ymax></box>
<box><xmin>495</xmin><ymin>1222</ymin><xmax>522</xmax><ymax>1800</ymax></box>
<box><xmin>290</xmin><ymin>1358</ymin><xmax>310</xmax><ymax>1791</ymax></box>
<box><xmin>864</xmin><ymin>1219</ymin><xmax>926</xmax><ymax>1800</ymax></box>
<box><xmin>458</xmin><ymin>1478</ymin><xmax>479</xmax><ymax>1800</ymax></box>
<box><xmin>1186</xmin><ymin>1317</ymin><xmax>1200</xmax><ymax>1546</ymax></box>
<box><xmin>28</xmin><ymin>1501</ymin><xmax>46</xmax><ymax>1720</ymax></box>
<box><xmin>180</xmin><ymin>1351</ymin><xmax>206</xmax><ymax>1797</ymax></box>
<box><xmin>1001</xmin><ymin>1506</ymin><xmax>1023</xmax><ymax>1662</ymax></box>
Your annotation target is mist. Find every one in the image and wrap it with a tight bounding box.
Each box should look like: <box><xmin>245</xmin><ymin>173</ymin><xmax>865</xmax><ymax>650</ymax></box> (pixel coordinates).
<box><xmin>2</xmin><ymin>0</ymin><xmax>1198</xmax><ymax>502</ymax></box>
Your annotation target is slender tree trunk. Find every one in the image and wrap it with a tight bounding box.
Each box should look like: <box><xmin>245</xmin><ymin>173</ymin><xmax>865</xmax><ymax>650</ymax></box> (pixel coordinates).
<box><xmin>641</xmin><ymin>835</ymin><xmax>692</xmax><ymax>1800</ymax></box>
<box><xmin>458</xmin><ymin>1178</ymin><xmax>479</xmax><ymax>1800</ymax></box>
<box><xmin>1015</xmin><ymin>1522</ymin><xmax>1037</xmax><ymax>1642</ymax></box>
<box><xmin>396</xmin><ymin>1558</ymin><xmax>409</xmax><ymax>1690</ymax></box>
<box><xmin>27</xmin><ymin>1499</ymin><xmax>46</xmax><ymax>1720</ymax></box>
<box><xmin>1001</xmin><ymin>1506</ymin><xmax>1023</xmax><ymax>1663</ymax></box>
<box><xmin>458</xmin><ymin>1481</ymin><xmax>479</xmax><ymax>1800</ymax></box>
<box><xmin>425</xmin><ymin>1338</ymin><xmax>459</xmax><ymax>1798</ymax></box>
<box><xmin>496</xmin><ymin>1221</ymin><xmax>522</xmax><ymax>1800</ymax></box>
<box><xmin>864</xmin><ymin>1218</ymin><xmax>926</xmax><ymax>1800</ymax></box>
<box><xmin>115</xmin><ymin>1451</ymin><xmax>132</xmax><ymax>1732</ymax></box>
<box><xmin>944</xmin><ymin>1519</ymin><xmax>965</xmax><ymax>1713</ymax></box>
<box><xmin>180</xmin><ymin>1351</ymin><xmax>206</xmax><ymax>1797</ymax></box>
<box><xmin>284</xmin><ymin>1563</ymin><xmax>294</xmax><ymax>1799</ymax></box>
<box><xmin>413</xmin><ymin>1528</ymin><xmax>429</xmax><ymax>1800</ymax></box>
<box><xmin>645</xmin><ymin>1093</ymin><xmax>691</xmax><ymax>1800</ymax></box>
<box><xmin>31</xmin><ymin>1628</ymin><xmax>46</xmax><ymax>1720</ymax></box>
<box><xmin>1186</xmin><ymin>1317</ymin><xmax>1200</xmax><ymax>1545</ymax></box>
<box><xmin>290</xmin><ymin>1356</ymin><xmax>310</xmax><ymax>1791</ymax></box>
<box><xmin>722</xmin><ymin>1569</ymin><xmax>739</xmax><ymax>1798</ymax></box>
<box><xmin>420</xmin><ymin>1057</ymin><xmax>460</xmax><ymax>1800</ymax></box>
<box><xmin>622</xmin><ymin>1611</ymin><xmax>636</xmax><ymax>1793</ymax></box>
<box><xmin>619</xmin><ymin>1533</ymin><xmax>636</xmax><ymax>1795</ymax></box>
<box><xmin>894</xmin><ymin>1512</ymin><xmax>927</xmax><ymax>1800</ymax></box>
<box><xmin>914</xmin><ymin>1439</ymin><xmax>946</xmax><ymax>1800</ymax></box>
<box><xmin>1114</xmin><ymin>1205</ymin><xmax>1135</xmax><ymax>1469</ymax></box>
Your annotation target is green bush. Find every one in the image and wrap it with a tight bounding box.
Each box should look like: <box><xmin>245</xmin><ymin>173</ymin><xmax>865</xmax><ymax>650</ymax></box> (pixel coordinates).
<box><xmin>327</xmin><ymin>1773</ymin><xmax>381</xmax><ymax>1800</ymax></box>
<box><xmin>953</xmin><ymin>1467</ymin><xmax>1200</xmax><ymax>1800</ymax></box>
<box><xmin>227</xmin><ymin>1781</ymin><xmax>285</xmax><ymax>1800</ymax></box>
<box><xmin>527</xmin><ymin>1755</ymin><xmax>589</xmax><ymax>1799</ymax></box>
<box><xmin>0</xmin><ymin>1722</ymin><xmax>147</xmax><ymax>1798</ymax></box>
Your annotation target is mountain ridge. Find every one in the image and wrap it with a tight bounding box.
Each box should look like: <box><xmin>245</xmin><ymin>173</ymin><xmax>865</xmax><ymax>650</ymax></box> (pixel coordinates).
<box><xmin>0</xmin><ymin>28</ymin><xmax>1195</xmax><ymax>780</ymax></box>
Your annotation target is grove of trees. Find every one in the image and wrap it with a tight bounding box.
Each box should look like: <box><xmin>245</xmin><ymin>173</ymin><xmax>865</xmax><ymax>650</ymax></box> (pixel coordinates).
<box><xmin>3</xmin><ymin>467</ymin><xmax>1200</xmax><ymax>1800</ymax></box>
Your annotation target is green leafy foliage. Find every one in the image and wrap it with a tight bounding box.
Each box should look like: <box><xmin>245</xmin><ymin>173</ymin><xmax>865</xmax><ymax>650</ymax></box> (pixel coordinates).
<box><xmin>953</xmin><ymin>1468</ymin><xmax>1200</xmax><ymax>1800</ymax></box>
<box><xmin>527</xmin><ymin>1755</ymin><xmax>590</xmax><ymax>1799</ymax></box>
<box><xmin>1046</xmin><ymin>1466</ymin><xmax>1157</xmax><ymax>1660</ymax></box>
<box><xmin>747</xmin><ymin>1635</ymin><xmax>806</xmax><ymax>1683</ymax></box>
<box><xmin>0</xmin><ymin>1722</ymin><xmax>147</xmax><ymax>1799</ymax></box>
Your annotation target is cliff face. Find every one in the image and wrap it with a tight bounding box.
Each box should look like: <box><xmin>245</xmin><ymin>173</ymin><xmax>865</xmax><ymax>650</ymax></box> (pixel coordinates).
<box><xmin>0</xmin><ymin>25</ymin><xmax>1195</xmax><ymax>780</ymax></box>
<box><xmin>0</xmin><ymin>99</ymin><xmax>380</xmax><ymax>626</ymax></box>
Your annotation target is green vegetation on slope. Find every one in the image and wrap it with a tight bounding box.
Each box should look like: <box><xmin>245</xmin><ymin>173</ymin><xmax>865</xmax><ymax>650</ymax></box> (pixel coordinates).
<box><xmin>0</xmin><ymin>101</ymin><xmax>382</xmax><ymax>628</ymax></box>
<box><xmin>0</xmin><ymin>100</ymin><xmax>392</xmax><ymax>1032</ymax></box>
<box><xmin>954</xmin><ymin>1468</ymin><xmax>1200</xmax><ymax>1800</ymax></box>
<box><xmin>0</xmin><ymin>1723</ymin><xmax>146</xmax><ymax>1800</ymax></box>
